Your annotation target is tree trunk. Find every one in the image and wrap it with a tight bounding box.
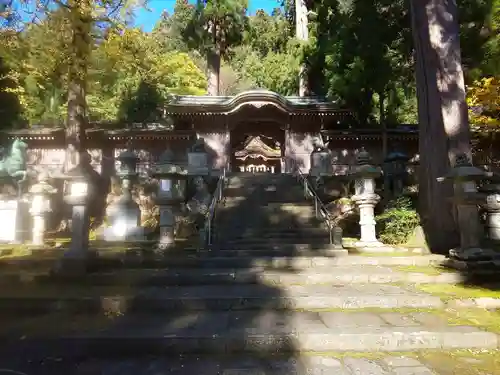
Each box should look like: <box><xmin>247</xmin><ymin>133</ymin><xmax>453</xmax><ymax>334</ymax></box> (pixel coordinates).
<box><xmin>64</xmin><ymin>0</ymin><xmax>92</xmax><ymax>171</ymax></box>
<box><xmin>295</xmin><ymin>0</ymin><xmax>308</xmax><ymax>96</ymax></box>
<box><xmin>379</xmin><ymin>91</ymin><xmax>388</xmax><ymax>157</ymax></box>
<box><xmin>410</xmin><ymin>0</ymin><xmax>471</xmax><ymax>253</ymax></box>
<box><xmin>206</xmin><ymin>49</ymin><xmax>221</xmax><ymax>96</ymax></box>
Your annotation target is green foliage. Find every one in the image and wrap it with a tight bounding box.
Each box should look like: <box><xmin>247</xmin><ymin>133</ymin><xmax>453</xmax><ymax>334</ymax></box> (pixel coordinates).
<box><xmin>182</xmin><ymin>0</ymin><xmax>249</xmax><ymax>58</ymax></box>
<box><xmin>376</xmin><ymin>196</ymin><xmax>420</xmax><ymax>245</ymax></box>
<box><xmin>3</xmin><ymin>22</ymin><xmax>206</xmax><ymax>125</ymax></box>
<box><xmin>3</xmin><ymin>0</ymin><xmax>500</xmax><ymax>128</ymax></box>
<box><xmin>89</xmin><ymin>28</ymin><xmax>206</xmax><ymax>122</ymax></box>
<box><xmin>230</xmin><ymin>40</ymin><xmax>301</xmax><ymax>95</ymax></box>
<box><xmin>153</xmin><ymin>0</ymin><xmax>195</xmax><ymax>52</ymax></box>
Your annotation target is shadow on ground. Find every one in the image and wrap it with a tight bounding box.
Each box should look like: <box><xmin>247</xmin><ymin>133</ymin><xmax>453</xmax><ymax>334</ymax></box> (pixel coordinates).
<box><xmin>0</xmin><ymin>172</ymin><xmax>340</xmax><ymax>374</ymax></box>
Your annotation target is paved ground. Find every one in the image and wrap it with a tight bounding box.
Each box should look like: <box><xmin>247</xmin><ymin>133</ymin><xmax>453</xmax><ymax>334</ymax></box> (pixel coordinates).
<box><xmin>74</xmin><ymin>355</ymin><xmax>440</xmax><ymax>375</ymax></box>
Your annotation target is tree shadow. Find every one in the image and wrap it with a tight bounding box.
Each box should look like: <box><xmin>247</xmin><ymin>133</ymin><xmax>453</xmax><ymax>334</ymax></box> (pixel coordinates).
<box><xmin>0</xmin><ymin>171</ymin><xmax>341</xmax><ymax>374</ymax></box>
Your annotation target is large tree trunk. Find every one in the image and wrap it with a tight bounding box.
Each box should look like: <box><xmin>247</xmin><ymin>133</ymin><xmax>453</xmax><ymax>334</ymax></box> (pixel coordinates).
<box><xmin>64</xmin><ymin>0</ymin><xmax>92</xmax><ymax>171</ymax></box>
<box><xmin>295</xmin><ymin>0</ymin><xmax>308</xmax><ymax>96</ymax></box>
<box><xmin>379</xmin><ymin>91</ymin><xmax>387</xmax><ymax>157</ymax></box>
<box><xmin>410</xmin><ymin>0</ymin><xmax>471</xmax><ymax>253</ymax></box>
<box><xmin>206</xmin><ymin>49</ymin><xmax>221</xmax><ymax>96</ymax></box>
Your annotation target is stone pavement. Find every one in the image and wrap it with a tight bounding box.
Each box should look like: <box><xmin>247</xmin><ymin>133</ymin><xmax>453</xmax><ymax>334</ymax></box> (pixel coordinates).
<box><xmin>74</xmin><ymin>355</ymin><xmax>442</xmax><ymax>375</ymax></box>
<box><xmin>0</xmin><ymin>174</ymin><xmax>498</xmax><ymax>375</ymax></box>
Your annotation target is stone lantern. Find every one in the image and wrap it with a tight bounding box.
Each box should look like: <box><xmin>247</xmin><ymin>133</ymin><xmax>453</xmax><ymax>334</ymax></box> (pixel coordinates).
<box><xmin>29</xmin><ymin>172</ymin><xmax>57</xmax><ymax>246</ymax></box>
<box><xmin>479</xmin><ymin>179</ymin><xmax>500</xmax><ymax>243</ymax></box>
<box><xmin>349</xmin><ymin>149</ymin><xmax>389</xmax><ymax>250</ymax></box>
<box><xmin>150</xmin><ymin>148</ymin><xmax>188</xmax><ymax>249</ymax></box>
<box><xmin>309</xmin><ymin>145</ymin><xmax>333</xmax><ymax>178</ymax></box>
<box><xmin>437</xmin><ymin>153</ymin><xmax>490</xmax><ymax>260</ymax></box>
<box><xmin>104</xmin><ymin>144</ymin><xmax>144</xmax><ymax>241</ymax></box>
<box><xmin>54</xmin><ymin>154</ymin><xmax>99</xmax><ymax>275</ymax></box>
<box><xmin>383</xmin><ymin>150</ymin><xmax>409</xmax><ymax>197</ymax></box>
<box><xmin>188</xmin><ymin>138</ymin><xmax>210</xmax><ymax>176</ymax></box>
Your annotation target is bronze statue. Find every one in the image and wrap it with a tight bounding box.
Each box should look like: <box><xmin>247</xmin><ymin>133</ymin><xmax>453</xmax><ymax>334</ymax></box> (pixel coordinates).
<box><xmin>0</xmin><ymin>139</ymin><xmax>28</xmax><ymax>196</ymax></box>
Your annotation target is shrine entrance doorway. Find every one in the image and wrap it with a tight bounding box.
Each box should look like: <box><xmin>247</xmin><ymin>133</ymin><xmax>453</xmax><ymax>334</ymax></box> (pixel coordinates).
<box><xmin>230</xmin><ymin>119</ymin><xmax>285</xmax><ymax>174</ymax></box>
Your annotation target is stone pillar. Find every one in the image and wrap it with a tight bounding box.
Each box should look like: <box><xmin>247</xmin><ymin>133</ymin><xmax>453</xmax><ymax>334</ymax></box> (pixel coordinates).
<box><xmin>29</xmin><ymin>172</ymin><xmax>57</xmax><ymax>246</ymax></box>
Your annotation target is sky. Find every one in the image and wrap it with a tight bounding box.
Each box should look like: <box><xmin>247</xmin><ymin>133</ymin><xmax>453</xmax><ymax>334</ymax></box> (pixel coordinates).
<box><xmin>134</xmin><ymin>0</ymin><xmax>283</xmax><ymax>32</ymax></box>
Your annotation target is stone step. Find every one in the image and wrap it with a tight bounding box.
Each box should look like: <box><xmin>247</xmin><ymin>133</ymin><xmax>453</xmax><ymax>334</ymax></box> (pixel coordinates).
<box><xmin>0</xmin><ymin>254</ymin><xmax>446</xmax><ymax>271</ymax></box>
<box><xmin>0</xmin><ymin>284</ymin><xmax>444</xmax><ymax>314</ymax></box>
<box><xmin>65</xmin><ymin>353</ymin><xmax>484</xmax><ymax>375</ymax></box>
<box><xmin>5</xmin><ymin>265</ymin><xmax>462</xmax><ymax>286</ymax></box>
<box><xmin>219</xmin><ymin>229</ymin><xmax>330</xmax><ymax>237</ymax></box>
<box><xmin>220</xmin><ymin>236</ymin><xmax>332</xmax><ymax>245</ymax></box>
<box><xmin>214</xmin><ymin>244</ymin><xmax>341</xmax><ymax>252</ymax></box>
<box><xmin>0</xmin><ymin>311</ymin><xmax>494</xmax><ymax>358</ymax></box>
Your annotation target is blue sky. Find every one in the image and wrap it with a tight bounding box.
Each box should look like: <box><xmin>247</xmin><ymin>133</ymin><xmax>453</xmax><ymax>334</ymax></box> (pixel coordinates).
<box><xmin>134</xmin><ymin>0</ymin><xmax>283</xmax><ymax>31</ymax></box>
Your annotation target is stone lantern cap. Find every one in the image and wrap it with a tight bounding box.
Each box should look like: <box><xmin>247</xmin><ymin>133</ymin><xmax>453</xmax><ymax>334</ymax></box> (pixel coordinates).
<box><xmin>117</xmin><ymin>143</ymin><xmax>139</xmax><ymax>178</ymax></box>
<box><xmin>150</xmin><ymin>149</ymin><xmax>188</xmax><ymax>178</ymax></box>
<box><xmin>437</xmin><ymin>153</ymin><xmax>488</xmax><ymax>182</ymax></box>
<box><xmin>349</xmin><ymin>149</ymin><xmax>382</xmax><ymax>179</ymax></box>
<box><xmin>385</xmin><ymin>150</ymin><xmax>409</xmax><ymax>162</ymax></box>
<box><xmin>29</xmin><ymin>172</ymin><xmax>57</xmax><ymax>195</ymax></box>
<box><xmin>57</xmin><ymin>154</ymin><xmax>94</xmax><ymax>182</ymax></box>
<box><xmin>117</xmin><ymin>144</ymin><xmax>139</xmax><ymax>166</ymax></box>
<box><xmin>191</xmin><ymin>137</ymin><xmax>208</xmax><ymax>153</ymax></box>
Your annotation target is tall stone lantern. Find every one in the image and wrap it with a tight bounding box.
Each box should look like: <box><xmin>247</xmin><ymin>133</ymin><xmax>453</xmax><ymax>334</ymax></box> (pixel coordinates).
<box><xmin>54</xmin><ymin>153</ymin><xmax>99</xmax><ymax>275</ymax></box>
<box><xmin>187</xmin><ymin>138</ymin><xmax>213</xmax><ymax>245</ymax></box>
<box><xmin>29</xmin><ymin>172</ymin><xmax>57</xmax><ymax>246</ymax></box>
<box><xmin>104</xmin><ymin>144</ymin><xmax>143</xmax><ymax>241</ymax></box>
<box><xmin>150</xmin><ymin>149</ymin><xmax>188</xmax><ymax>249</ymax></box>
<box><xmin>437</xmin><ymin>153</ymin><xmax>491</xmax><ymax>261</ymax></box>
<box><xmin>383</xmin><ymin>150</ymin><xmax>409</xmax><ymax>197</ymax></box>
<box><xmin>479</xmin><ymin>179</ymin><xmax>500</xmax><ymax>243</ymax></box>
<box><xmin>310</xmin><ymin>145</ymin><xmax>333</xmax><ymax>178</ymax></box>
<box><xmin>349</xmin><ymin>149</ymin><xmax>389</xmax><ymax>250</ymax></box>
<box><xmin>188</xmin><ymin>138</ymin><xmax>210</xmax><ymax>176</ymax></box>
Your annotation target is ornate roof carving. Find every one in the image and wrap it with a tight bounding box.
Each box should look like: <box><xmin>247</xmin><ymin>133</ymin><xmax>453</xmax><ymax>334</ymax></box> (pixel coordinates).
<box><xmin>235</xmin><ymin>136</ymin><xmax>281</xmax><ymax>160</ymax></box>
<box><xmin>165</xmin><ymin>90</ymin><xmax>350</xmax><ymax>115</ymax></box>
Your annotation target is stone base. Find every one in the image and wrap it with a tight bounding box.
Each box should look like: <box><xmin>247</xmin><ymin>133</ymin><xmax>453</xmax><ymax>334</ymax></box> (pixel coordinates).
<box><xmin>449</xmin><ymin>247</ymin><xmax>499</xmax><ymax>262</ymax></box>
<box><xmin>323</xmin><ymin>247</ymin><xmax>349</xmax><ymax>257</ymax></box>
<box><xmin>353</xmin><ymin>240</ymin><xmax>395</xmax><ymax>253</ymax></box>
<box><xmin>102</xmin><ymin>226</ymin><xmax>146</xmax><ymax>242</ymax></box>
<box><xmin>52</xmin><ymin>249</ymin><xmax>98</xmax><ymax>278</ymax></box>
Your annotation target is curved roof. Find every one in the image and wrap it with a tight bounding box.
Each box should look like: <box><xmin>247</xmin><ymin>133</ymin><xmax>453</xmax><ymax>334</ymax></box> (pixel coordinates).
<box><xmin>165</xmin><ymin>90</ymin><xmax>350</xmax><ymax>115</ymax></box>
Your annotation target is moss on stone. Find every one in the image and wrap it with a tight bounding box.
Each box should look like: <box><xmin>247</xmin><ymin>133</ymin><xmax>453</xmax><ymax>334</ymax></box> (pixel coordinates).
<box><xmin>417</xmin><ymin>284</ymin><xmax>500</xmax><ymax>301</ymax></box>
<box><xmin>419</xmin><ymin>349</ymin><xmax>500</xmax><ymax>375</ymax></box>
<box><xmin>393</xmin><ymin>265</ymin><xmax>452</xmax><ymax>276</ymax></box>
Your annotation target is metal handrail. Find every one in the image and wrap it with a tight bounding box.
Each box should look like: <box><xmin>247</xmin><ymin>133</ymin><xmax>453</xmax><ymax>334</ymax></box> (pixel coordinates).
<box><xmin>205</xmin><ymin>167</ymin><xmax>227</xmax><ymax>247</ymax></box>
<box><xmin>291</xmin><ymin>161</ymin><xmax>335</xmax><ymax>244</ymax></box>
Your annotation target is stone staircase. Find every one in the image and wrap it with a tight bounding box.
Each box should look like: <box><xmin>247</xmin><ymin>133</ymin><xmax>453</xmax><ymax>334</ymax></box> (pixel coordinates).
<box><xmin>0</xmin><ymin>173</ymin><xmax>496</xmax><ymax>374</ymax></box>
<box><xmin>213</xmin><ymin>173</ymin><xmax>339</xmax><ymax>256</ymax></box>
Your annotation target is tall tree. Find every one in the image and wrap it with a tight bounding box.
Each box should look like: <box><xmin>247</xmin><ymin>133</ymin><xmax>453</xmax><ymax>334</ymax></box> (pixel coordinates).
<box><xmin>153</xmin><ymin>0</ymin><xmax>195</xmax><ymax>52</ymax></box>
<box><xmin>295</xmin><ymin>0</ymin><xmax>309</xmax><ymax>96</ymax></box>
<box><xmin>182</xmin><ymin>0</ymin><xmax>249</xmax><ymax>95</ymax></box>
<box><xmin>1</xmin><ymin>0</ymin><xmax>144</xmax><ymax>168</ymax></box>
<box><xmin>410</xmin><ymin>0</ymin><xmax>471</xmax><ymax>252</ymax></box>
